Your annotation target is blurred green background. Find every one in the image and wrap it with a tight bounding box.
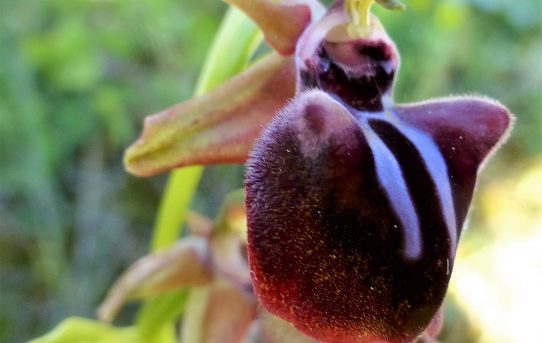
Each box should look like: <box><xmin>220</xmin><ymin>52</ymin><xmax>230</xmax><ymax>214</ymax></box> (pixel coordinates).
<box><xmin>0</xmin><ymin>0</ymin><xmax>540</xmax><ymax>342</ymax></box>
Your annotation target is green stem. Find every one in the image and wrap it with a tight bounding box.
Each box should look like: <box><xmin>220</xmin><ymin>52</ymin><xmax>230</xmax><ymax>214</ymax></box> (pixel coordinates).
<box><xmin>150</xmin><ymin>6</ymin><xmax>262</xmax><ymax>252</ymax></box>
<box><xmin>180</xmin><ymin>287</ymin><xmax>211</xmax><ymax>343</ymax></box>
<box><xmin>136</xmin><ymin>6</ymin><xmax>262</xmax><ymax>342</ymax></box>
<box><xmin>151</xmin><ymin>166</ymin><xmax>203</xmax><ymax>251</ymax></box>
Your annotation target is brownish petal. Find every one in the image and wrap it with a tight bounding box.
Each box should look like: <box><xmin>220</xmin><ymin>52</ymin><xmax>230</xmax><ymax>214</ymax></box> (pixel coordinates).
<box><xmin>186</xmin><ymin>211</ymin><xmax>214</xmax><ymax>238</ymax></box>
<box><xmin>97</xmin><ymin>238</ymin><xmax>212</xmax><ymax>322</ymax></box>
<box><xmin>124</xmin><ymin>53</ymin><xmax>295</xmax><ymax>177</ymax></box>
<box><xmin>211</xmin><ymin>233</ymin><xmax>252</xmax><ymax>294</ymax></box>
<box><xmin>424</xmin><ymin>305</ymin><xmax>444</xmax><ymax>338</ymax></box>
<box><xmin>201</xmin><ymin>280</ymin><xmax>258</xmax><ymax>343</ymax></box>
<box><xmin>223</xmin><ymin>0</ymin><xmax>324</xmax><ymax>55</ymax></box>
<box><xmin>248</xmin><ymin>310</ymin><xmax>320</xmax><ymax>343</ymax></box>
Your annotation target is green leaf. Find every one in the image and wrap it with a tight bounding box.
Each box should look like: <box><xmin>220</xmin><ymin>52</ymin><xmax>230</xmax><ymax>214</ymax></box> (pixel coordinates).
<box><xmin>136</xmin><ymin>289</ymin><xmax>189</xmax><ymax>342</ymax></box>
<box><xmin>193</xmin><ymin>7</ymin><xmax>263</xmax><ymax>96</ymax></box>
<box><xmin>28</xmin><ymin>318</ymin><xmax>140</xmax><ymax>343</ymax></box>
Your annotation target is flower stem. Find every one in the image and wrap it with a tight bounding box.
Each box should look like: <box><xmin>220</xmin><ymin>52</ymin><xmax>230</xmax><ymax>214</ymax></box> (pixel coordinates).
<box><xmin>136</xmin><ymin>6</ymin><xmax>262</xmax><ymax>342</ymax></box>
<box><xmin>150</xmin><ymin>7</ymin><xmax>262</xmax><ymax>253</ymax></box>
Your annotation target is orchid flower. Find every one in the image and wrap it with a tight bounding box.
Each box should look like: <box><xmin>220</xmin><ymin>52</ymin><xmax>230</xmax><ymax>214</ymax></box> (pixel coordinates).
<box><xmin>122</xmin><ymin>0</ymin><xmax>512</xmax><ymax>342</ymax></box>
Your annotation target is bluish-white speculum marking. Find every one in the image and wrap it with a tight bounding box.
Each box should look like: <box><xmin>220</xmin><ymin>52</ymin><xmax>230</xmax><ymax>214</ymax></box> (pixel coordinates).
<box><xmin>383</xmin><ymin>107</ymin><xmax>458</xmax><ymax>256</ymax></box>
<box><xmin>362</xmin><ymin>127</ymin><xmax>422</xmax><ymax>260</ymax></box>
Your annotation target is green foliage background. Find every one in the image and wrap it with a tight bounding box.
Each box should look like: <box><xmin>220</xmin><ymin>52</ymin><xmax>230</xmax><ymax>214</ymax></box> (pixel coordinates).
<box><xmin>0</xmin><ymin>0</ymin><xmax>540</xmax><ymax>342</ymax></box>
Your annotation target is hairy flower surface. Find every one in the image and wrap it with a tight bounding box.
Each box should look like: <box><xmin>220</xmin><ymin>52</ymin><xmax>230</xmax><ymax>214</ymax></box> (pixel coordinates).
<box><xmin>123</xmin><ymin>1</ymin><xmax>513</xmax><ymax>342</ymax></box>
<box><xmin>245</xmin><ymin>1</ymin><xmax>511</xmax><ymax>342</ymax></box>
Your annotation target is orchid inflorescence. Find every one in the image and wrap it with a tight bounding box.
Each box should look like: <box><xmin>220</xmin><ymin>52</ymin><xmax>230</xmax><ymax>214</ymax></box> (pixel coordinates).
<box><xmin>99</xmin><ymin>0</ymin><xmax>512</xmax><ymax>342</ymax></box>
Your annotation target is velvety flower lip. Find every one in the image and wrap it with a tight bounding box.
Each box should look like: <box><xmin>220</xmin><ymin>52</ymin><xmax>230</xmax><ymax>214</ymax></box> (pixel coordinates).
<box><xmin>246</xmin><ymin>89</ymin><xmax>511</xmax><ymax>343</ymax></box>
<box><xmin>245</xmin><ymin>1</ymin><xmax>513</xmax><ymax>342</ymax></box>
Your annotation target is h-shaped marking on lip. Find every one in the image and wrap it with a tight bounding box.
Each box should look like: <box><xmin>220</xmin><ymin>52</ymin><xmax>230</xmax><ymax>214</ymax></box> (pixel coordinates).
<box><xmin>357</xmin><ymin>100</ymin><xmax>457</xmax><ymax>260</ymax></box>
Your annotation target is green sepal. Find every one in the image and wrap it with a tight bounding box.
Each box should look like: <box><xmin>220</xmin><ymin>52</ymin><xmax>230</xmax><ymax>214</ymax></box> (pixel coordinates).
<box><xmin>28</xmin><ymin>318</ymin><xmax>141</xmax><ymax>343</ymax></box>
<box><xmin>376</xmin><ymin>0</ymin><xmax>406</xmax><ymax>11</ymax></box>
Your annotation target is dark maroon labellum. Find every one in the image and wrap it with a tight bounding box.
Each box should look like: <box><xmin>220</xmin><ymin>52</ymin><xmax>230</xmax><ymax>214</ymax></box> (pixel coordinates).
<box><xmin>246</xmin><ymin>3</ymin><xmax>512</xmax><ymax>343</ymax></box>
